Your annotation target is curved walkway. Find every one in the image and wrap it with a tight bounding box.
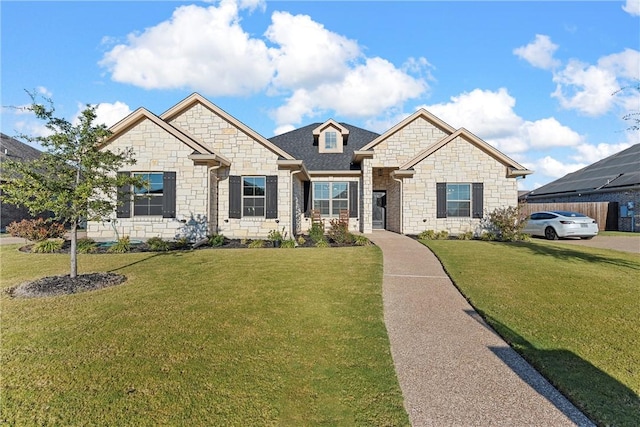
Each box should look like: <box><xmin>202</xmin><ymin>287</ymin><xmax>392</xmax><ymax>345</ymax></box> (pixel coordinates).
<box><xmin>367</xmin><ymin>231</ymin><xmax>595</xmax><ymax>427</ymax></box>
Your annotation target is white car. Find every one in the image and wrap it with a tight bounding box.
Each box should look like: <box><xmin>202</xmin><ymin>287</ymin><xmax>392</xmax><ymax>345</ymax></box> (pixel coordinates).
<box><xmin>523</xmin><ymin>211</ymin><xmax>599</xmax><ymax>240</ymax></box>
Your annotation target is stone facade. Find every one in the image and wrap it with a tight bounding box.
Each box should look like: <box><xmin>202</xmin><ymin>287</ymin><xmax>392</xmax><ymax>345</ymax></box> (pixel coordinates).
<box><xmin>88</xmin><ymin>95</ymin><xmax>527</xmax><ymax>241</ymax></box>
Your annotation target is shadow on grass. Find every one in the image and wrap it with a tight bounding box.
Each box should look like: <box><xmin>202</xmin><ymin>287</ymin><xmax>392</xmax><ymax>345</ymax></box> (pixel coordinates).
<box><xmin>505</xmin><ymin>241</ymin><xmax>640</xmax><ymax>270</ymax></box>
<box><xmin>465</xmin><ymin>309</ymin><xmax>640</xmax><ymax>427</ymax></box>
<box><xmin>107</xmin><ymin>251</ymin><xmax>186</xmax><ymax>273</ymax></box>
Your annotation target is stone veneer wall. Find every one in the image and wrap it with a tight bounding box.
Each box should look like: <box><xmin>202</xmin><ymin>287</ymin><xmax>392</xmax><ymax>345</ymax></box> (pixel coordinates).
<box><xmin>169</xmin><ymin>103</ymin><xmax>292</xmax><ymax>239</ymax></box>
<box><xmin>402</xmin><ymin>136</ymin><xmax>518</xmax><ymax>235</ymax></box>
<box><xmin>87</xmin><ymin>119</ymin><xmax>209</xmax><ymax>240</ymax></box>
<box><xmin>372</xmin><ymin>118</ymin><xmax>449</xmax><ymax>167</ymax></box>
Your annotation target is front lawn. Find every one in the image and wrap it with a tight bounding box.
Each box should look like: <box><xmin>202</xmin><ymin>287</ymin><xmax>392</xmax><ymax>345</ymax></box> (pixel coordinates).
<box><xmin>421</xmin><ymin>239</ymin><xmax>640</xmax><ymax>427</ymax></box>
<box><xmin>1</xmin><ymin>245</ymin><xmax>408</xmax><ymax>426</ymax></box>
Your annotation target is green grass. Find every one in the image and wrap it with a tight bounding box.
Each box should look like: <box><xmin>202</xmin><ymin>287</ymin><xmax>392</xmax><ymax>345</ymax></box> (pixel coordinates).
<box><xmin>420</xmin><ymin>239</ymin><xmax>640</xmax><ymax>427</ymax></box>
<box><xmin>1</xmin><ymin>245</ymin><xmax>408</xmax><ymax>426</ymax></box>
<box><xmin>598</xmin><ymin>231</ymin><xmax>640</xmax><ymax>237</ymax></box>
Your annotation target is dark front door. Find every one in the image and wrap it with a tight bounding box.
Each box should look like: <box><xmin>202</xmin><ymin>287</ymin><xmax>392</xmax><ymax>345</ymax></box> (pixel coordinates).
<box><xmin>372</xmin><ymin>191</ymin><xmax>386</xmax><ymax>229</ymax></box>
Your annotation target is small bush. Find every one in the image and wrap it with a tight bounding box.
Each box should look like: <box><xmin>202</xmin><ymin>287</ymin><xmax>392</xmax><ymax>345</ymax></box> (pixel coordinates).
<box><xmin>315</xmin><ymin>238</ymin><xmax>329</xmax><ymax>248</ymax></box>
<box><xmin>267</xmin><ymin>228</ymin><xmax>284</xmax><ymax>242</ymax></box>
<box><xmin>208</xmin><ymin>234</ymin><xmax>225</xmax><ymax>247</ymax></box>
<box><xmin>480</xmin><ymin>205</ymin><xmax>528</xmax><ymax>242</ymax></box>
<box><xmin>280</xmin><ymin>238</ymin><xmax>296</xmax><ymax>248</ymax></box>
<box><xmin>296</xmin><ymin>235</ymin><xmax>306</xmax><ymax>246</ymax></box>
<box><xmin>327</xmin><ymin>219</ymin><xmax>353</xmax><ymax>244</ymax></box>
<box><xmin>174</xmin><ymin>237</ymin><xmax>190</xmax><ymax>249</ymax></box>
<box><xmin>32</xmin><ymin>238</ymin><xmax>64</xmax><ymax>253</ymax></box>
<box><xmin>248</xmin><ymin>239</ymin><xmax>265</xmax><ymax>248</ymax></box>
<box><xmin>354</xmin><ymin>235</ymin><xmax>372</xmax><ymax>246</ymax></box>
<box><xmin>418</xmin><ymin>229</ymin><xmax>449</xmax><ymax>240</ymax></box>
<box><xmin>146</xmin><ymin>236</ymin><xmax>170</xmax><ymax>252</ymax></box>
<box><xmin>308</xmin><ymin>222</ymin><xmax>324</xmax><ymax>243</ymax></box>
<box><xmin>77</xmin><ymin>238</ymin><xmax>97</xmax><ymax>253</ymax></box>
<box><xmin>108</xmin><ymin>236</ymin><xmax>131</xmax><ymax>253</ymax></box>
<box><xmin>7</xmin><ymin>218</ymin><xmax>66</xmax><ymax>242</ymax></box>
<box><xmin>457</xmin><ymin>231</ymin><xmax>474</xmax><ymax>240</ymax></box>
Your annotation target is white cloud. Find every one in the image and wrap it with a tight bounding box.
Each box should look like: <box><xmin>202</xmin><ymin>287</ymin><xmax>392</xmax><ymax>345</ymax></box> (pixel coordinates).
<box><xmin>273</xmin><ymin>57</ymin><xmax>427</xmax><ymax>127</ymax></box>
<box><xmin>72</xmin><ymin>102</ymin><xmax>132</xmax><ymax>128</ymax></box>
<box><xmin>533</xmin><ymin>156</ymin><xmax>586</xmax><ymax>179</ymax></box>
<box><xmin>513</xmin><ymin>34</ymin><xmax>560</xmax><ymax>70</ymax></box>
<box><xmin>623</xmin><ymin>0</ymin><xmax>640</xmax><ymax>16</ymax></box>
<box><xmin>522</xmin><ymin>117</ymin><xmax>582</xmax><ymax>149</ymax></box>
<box><xmin>551</xmin><ymin>59</ymin><xmax>620</xmax><ymax>116</ymax></box>
<box><xmin>100</xmin><ymin>1</ymin><xmax>274</xmax><ymax>96</ymax></box>
<box><xmin>571</xmin><ymin>142</ymin><xmax>633</xmax><ymax>163</ymax></box>
<box><xmin>265</xmin><ymin>11</ymin><xmax>361</xmax><ymax>90</ymax></box>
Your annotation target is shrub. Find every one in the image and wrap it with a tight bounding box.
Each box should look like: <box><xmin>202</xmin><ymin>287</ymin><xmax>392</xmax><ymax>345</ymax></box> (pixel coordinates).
<box><xmin>7</xmin><ymin>218</ymin><xmax>66</xmax><ymax>242</ymax></box>
<box><xmin>146</xmin><ymin>236</ymin><xmax>170</xmax><ymax>252</ymax></box>
<box><xmin>77</xmin><ymin>238</ymin><xmax>97</xmax><ymax>253</ymax></box>
<box><xmin>248</xmin><ymin>239</ymin><xmax>265</xmax><ymax>248</ymax></box>
<box><xmin>174</xmin><ymin>237</ymin><xmax>190</xmax><ymax>249</ymax></box>
<box><xmin>457</xmin><ymin>231</ymin><xmax>474</xmax><ymax>240</ymax></box>
<box><xmin>296</xmin><ymin>235</ymin><xmax>306</xmax><ymax>246</ymax></box>
<box><xmin>315</xmin><ymin>238</ymin><xmax>330</xmax><ymax>248</ymax></box>
<box><xmin>208</xmin><ymin>234</ymin><xmax>225</xmax><ymax>247</ymax></box>
<box><xmin>108</xmin><ymin>236</ymin><xmax>131</xmax><ymax>253</ymax></box>
<box><xmin>327</xmin><ymin>219</ymin><xmax>353</xmax><ymax>244</ymax></box>
<box><xmin>280</xmin><ymin>238</ymin><xmax>296</xmax><ymax>248</ymax></box>
<box><xmin>480</xmin><ymin>205</ymin><xmax>528</xmax><ymax>242</ymax></box>
<box><xmin>418</xmin><ymin>229</ymin><xmax>449</xmax><ymax>240</ymax></box>
<box><xmin>267</xmin><ymin>228</ymin><xmax>284</xmax><ymax>242</ymax></box>
<box><xmin>354</xmin><ymin>235</ymin><xmax>372</xmax><ymax>246</ymax></box>
<box><xmin>308</xmin><ymin>222</ymin><xmax>324</xmax><ymax>243</ymax></box>
<box><xmin>32</xmin><ymin>238</ymin><xmax>64</xmax><ymax>253</ymax></box>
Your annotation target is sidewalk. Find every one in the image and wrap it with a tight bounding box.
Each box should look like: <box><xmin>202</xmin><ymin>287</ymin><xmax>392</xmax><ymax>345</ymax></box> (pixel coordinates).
<box><xmin>367</xmin><ymin>231</ymin><xmax>594</xmax><ymax>427</ymax></box>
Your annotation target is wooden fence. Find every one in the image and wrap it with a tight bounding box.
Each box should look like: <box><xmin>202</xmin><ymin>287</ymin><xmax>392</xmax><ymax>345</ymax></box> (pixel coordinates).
<box><xmin>520</xmin><ymin>202</ymin><xmax>619</xmax><ymax>231</ymax></box>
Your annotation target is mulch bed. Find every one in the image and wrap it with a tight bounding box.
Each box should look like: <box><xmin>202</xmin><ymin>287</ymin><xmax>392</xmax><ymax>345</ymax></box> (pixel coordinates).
<box><xmin>8</xmin><ymin>272</ymin><xmax>127</xmax><ymax>299</ymax></box>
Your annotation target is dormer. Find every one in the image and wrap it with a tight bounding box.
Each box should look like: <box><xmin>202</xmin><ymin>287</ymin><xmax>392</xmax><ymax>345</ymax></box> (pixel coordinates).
<box><xmin>313</xmin><ymin>120</ymin><xmax>350</xmax><ymax>154</ymax></box>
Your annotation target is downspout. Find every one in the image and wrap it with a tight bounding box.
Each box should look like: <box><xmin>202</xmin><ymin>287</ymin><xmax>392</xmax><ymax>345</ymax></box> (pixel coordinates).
<box><xmin>207</xmin><ymin>165</ymin><xmax>222</xmax><ymax>235</ymax></box>
<box><xmin>391</xmin><ymin>174</ymin><xmax>403</xmax><ymax>234</ymax></box>
<box><xmin>290</xmin><ymin>170</ymin><xmax>303</xmax><ymax>238</ymax></box>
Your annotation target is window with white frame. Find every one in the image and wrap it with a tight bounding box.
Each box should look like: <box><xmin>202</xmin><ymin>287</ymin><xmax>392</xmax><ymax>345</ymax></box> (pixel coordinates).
<box><xmin>242</xmin><ymin>176</ymin><xmax>266</xmax><ymax>217</ymax></box>
<box><xmin>313</xmin><ymin>182</ymin><xmax>348</xmax><ymax>216</ymax></box>
<box><xmin>133</xmin><ymin>172</ymin><xmax>164</xmax><ymax>216</ymax></box>
<box><xmin>324</xmin><ymin>131</ymin><xmax>337</xmax><ymax>150</ymax></box>
<box><xmin>446</xmin><ymin>183</ymin><xmax>471</xmax><ymax>217</ymax></box>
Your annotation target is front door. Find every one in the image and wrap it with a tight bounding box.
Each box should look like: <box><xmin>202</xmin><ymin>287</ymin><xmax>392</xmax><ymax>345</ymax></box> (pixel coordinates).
<box><xmin>372</xmin><ymin>191</ymin><xmax>386</xmax><ymax>229</ymax></box>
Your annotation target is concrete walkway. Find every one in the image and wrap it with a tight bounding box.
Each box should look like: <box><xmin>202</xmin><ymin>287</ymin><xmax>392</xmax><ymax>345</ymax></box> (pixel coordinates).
<box><xmin>367</xmin><ymin>231</ymin><xmax>595</xmax><ymax>427</ymax></box>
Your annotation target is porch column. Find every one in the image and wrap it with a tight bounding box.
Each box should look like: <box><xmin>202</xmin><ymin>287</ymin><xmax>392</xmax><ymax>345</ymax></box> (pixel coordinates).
<box><xmin>362</xmin><ymin>158</ymin><xmax>373</xmax><ymax>233</ymax></box>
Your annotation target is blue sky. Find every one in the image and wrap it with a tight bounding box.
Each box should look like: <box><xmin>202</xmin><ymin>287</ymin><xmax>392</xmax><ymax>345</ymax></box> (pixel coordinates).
<box><xmin>2</xmin><ymin>0</ymin><xmax>639</xmax><ymax>190</ymax></box>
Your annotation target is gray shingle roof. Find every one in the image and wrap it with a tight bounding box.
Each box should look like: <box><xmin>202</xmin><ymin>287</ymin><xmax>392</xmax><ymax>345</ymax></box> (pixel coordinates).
<box><xmin>268</xmin><ymin>123</ymin><xmax>379</xmax><ymax>171</ymax></box>
<box><xmin>1</xmin><ymin>133</ymin><xmax>42</xmax><ymax>162</ymax></box>
<box><xmin>528</xmin><ymin>143</ymin><xmax>640</xmax><ymax>197</ymax></box>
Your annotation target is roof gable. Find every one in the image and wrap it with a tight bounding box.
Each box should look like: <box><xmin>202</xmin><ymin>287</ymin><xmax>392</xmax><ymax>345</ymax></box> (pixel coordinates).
<box><xmin>102</xmin><ymin>107</ymin><xmax>215</xmax><ymax>155</ymax></box>
<box><xmin>161</xmin><ymin>93</ymin><xmax>295</xmax><ymax>160</ymax></box>
<box><xmin>361</xmin><ymin>108</ymin><xmax>456</xmax><ymax>151</ymax></box>
<box><xmin>312</xmin><ymin>119</ymin><xmax>350</xmax><ymax>137</ymax></box>
<box><xmin>401</xmin><ymin>128</ymin><xmax>532</xmax><ymax>177</ymax></box>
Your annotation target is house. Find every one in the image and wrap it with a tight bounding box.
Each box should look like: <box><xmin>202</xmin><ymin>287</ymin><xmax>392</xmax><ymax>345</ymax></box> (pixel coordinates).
<box><xmin>87</xmin><ymin>93</ymin><xmax>532</xmax><ymax>240</ymax></box>
<box><xmin>523</xmin><ymin>143</ymin><xmax>640</xmax><ymax>232</ymax></box>
<box><xmin>0</xmin><ymin>133</ymin><xmax>44</xmax><ymax>231</ymax></box>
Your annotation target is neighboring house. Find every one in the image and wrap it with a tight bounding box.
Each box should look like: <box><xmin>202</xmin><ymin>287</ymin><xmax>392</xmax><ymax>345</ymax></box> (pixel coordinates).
<box><xmin>88</xmin><ymin>93</ymin><xmax>532</xmax><ymax>240</ymax></box>
<box><xmin>523</xmin><ymin>144</ymin><xmax>640</xmax><ymax>232</ymax></box>
<box><xmin>0</xmin><ymin>133</ymin><xmax>44</xmax><ymax>231</ymax></box>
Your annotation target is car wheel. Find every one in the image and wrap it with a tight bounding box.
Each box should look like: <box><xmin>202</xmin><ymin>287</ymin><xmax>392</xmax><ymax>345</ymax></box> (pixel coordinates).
<box><xmin>580</xmin><ymin>236</ymin><xmax>595</xmax><ymax>240</ymax></box>
<box><xmin>544</xmin><ymin>227</ymin><xmax>558</xmax><ymax>240</ymax></box>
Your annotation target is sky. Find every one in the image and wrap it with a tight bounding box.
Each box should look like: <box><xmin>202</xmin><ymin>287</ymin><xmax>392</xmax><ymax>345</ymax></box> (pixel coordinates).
<box><xmin>2</xmin><ymin>0</ymin><xmax>639</xmax><ymax>191</ymax></box>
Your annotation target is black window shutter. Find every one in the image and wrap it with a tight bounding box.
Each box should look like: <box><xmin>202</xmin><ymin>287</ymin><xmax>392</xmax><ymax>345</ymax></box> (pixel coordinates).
<box><xmin>349</xmin><ymin>181</ymin><xmax>358</xmax><ymax>218</ymax></box>
<box><xmin>472</xmin><ymin>182</ymin><xmax>484</xmax><ymax>218</ymax></box>
<box><xmin>116</xmin><ymin>171</ymin><xmax>131</xmax><ymax>218</ymax></box>
<box><xmin>229</xmin><ymin>175</ymin><xmax>241</xmax><ymax>219</ymax></box>
<box><xmin>162</xmin><ymin>171</ymin><xmax>177</xmax><ymax>218</ymax></box>
<box><xmin>303</xmin><ymin>181</ymin><xmax>311</xmax><ymax>217</ymax></box>
<box><xmin>436</xmin><ymin>182</ymin><xmax>447</xmax><ymax>218</ymax></box>
<box><xmin>265</xmin><ymin>175</ymin><xmax>278</xmax><ymax>219</ymax></box>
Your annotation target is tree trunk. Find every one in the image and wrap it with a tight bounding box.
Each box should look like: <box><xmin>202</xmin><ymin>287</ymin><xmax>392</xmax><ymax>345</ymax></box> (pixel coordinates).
<box><xmin>70</xmin><ymin>220</ymin><xmax>78</xmax><ymax>278</ymax></box>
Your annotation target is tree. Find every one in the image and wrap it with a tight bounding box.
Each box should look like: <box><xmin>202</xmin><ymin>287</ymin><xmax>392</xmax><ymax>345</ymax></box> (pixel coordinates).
<box><xmin>615</xmin><ymin>80</ymin><xmax>640</xmax><ymax>132</ymax></box>
<box><xmin>1</xmin><ymin>93</ymin><xmax>142</xmax><ymax>278</ymax></box>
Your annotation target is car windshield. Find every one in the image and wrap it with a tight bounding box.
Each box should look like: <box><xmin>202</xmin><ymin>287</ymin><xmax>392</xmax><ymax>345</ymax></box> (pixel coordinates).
<box><xmin>552</xmin><ymin>211</ymin><xmax>587</xmax><ymax>217</ymax></box>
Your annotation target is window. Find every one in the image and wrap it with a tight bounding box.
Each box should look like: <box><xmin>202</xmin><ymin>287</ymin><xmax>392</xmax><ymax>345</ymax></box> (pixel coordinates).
<box><xmin>324</xmin><ymin>131</ymin><xmax>337</xmax><ymax>150</ymax></box>
<box><xmin>133</xmin><ymin>172</ymin><xmax>164</xmax><ymax>216</ymax></box>
<box><xmin>242</xmin><ymin>176</ymin><xmax>266</xmax><ymax>217</ymax></box>
<box><xmin>436</xmin><ymin>182</ymin><xmax>483</xmax><ymax>219</ymax></box>
<box><xmin>313</xmin><ymin>182</ymin><xmax>348</xmax><ymax>216</ymax></box>
<box><xmin>446</xmin><ymin>183</ymin><xmax>471</xmax><ymax>217</ymax></box>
